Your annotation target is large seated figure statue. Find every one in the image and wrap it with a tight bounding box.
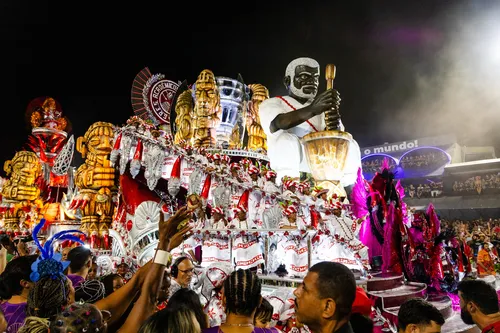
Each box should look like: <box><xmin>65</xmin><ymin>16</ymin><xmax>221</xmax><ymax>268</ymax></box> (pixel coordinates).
<box><xmin>75</xmin><ymin>121</ymin><xmax>117</xmax><ymax>249</ymax></box>
<box><xmin>1</xmin><ymin>151</ymin><xmax>43</xmax><ymax>233</ymax></box>
<box><xmin>259</xmin><ymin>57</ymin><xmax>361</xmax><ymax>186</ymax></box>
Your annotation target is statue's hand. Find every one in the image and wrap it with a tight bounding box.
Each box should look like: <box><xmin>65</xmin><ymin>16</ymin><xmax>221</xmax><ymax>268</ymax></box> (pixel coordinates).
<box><xmin>310</xmin><ymin>89</ymin><xmax>341</xmax><ymax>116</ymax></box>
<box><xmin>16</xmin><ymin>185</ymin><xmax>39</xmax><ymax>200</ymax></box>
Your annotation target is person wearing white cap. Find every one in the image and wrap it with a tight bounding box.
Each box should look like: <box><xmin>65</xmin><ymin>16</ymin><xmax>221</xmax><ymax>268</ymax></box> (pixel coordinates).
<box><xmin>229</xmin><ymin>205</ymin><xmax>250</xmax><ymax>230</ymax></box>
<box><xmin>246</xmin><ymin>164</ymin><xmax>263</xmax><ymax>226</ymax></box>
<box><xmin>258</xmin><ymin>170</ymin><xmax>283</xmax><ymax>229</ymax></box>
<box><xmin>279</xmin><ymin>205</ymin><xmax>306</xmax><ymax>230</ymax></box>
<box><xmin>312</xmin><ymin>186</ymin><xmax>329</xmax><ymax>219</ymax></box>
<box><xmin>297</xmin><ymin>181</ymin><xmax>315</xmax><ymax>226</ymax></box>
<box><xmin>209</xmin><ymin>207</ymin><xmax>227</xmax><ymax>229</ymax></box>
<box><xmin>228</xmin><ymin>162</ymin><xmax>244</xmax><ymax>182</ymax></box>
<box><xmin>219</xmin><ymin>154</ymin><xmax>231</xmax><ymax>174</ymax></box>
<box><xmin>282</xmin><ymin>178</ymin><xmax>299</xmax><ymax>201</ymax></box>
<box><xmin>323</xmin><ymin>197</ymin><xmax>370</xmax><ymax>271</ymax></box>
<box><xmin>247</xmin><ymin>164</ymin><xmax>261</xmax><ymax>187</ymax></box>
<box><xmin>262</xmin><ymin>170</ymin><xmax>281</xmax><ymax>195</ymax></box>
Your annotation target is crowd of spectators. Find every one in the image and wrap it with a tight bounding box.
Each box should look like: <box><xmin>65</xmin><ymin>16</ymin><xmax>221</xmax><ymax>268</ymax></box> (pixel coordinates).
<box><xmin>439</xmin><ymin>218</ymin><xmax>500</xmax><ymax>273</ymax></box>
<box><xmin>362</xmin><ymin>151</ymin><xmax>448</xmax><ymax>176</ymax></box>
<box><xmin>403</xmin><ymin>181</ymin><xmax>444</xmax><ymax>199</ymax></box>
<box><xmin>452</xmin><ymin>173</ymin><xmax>500</xmax><ymax>195</ymax></box>
<box><xmin>400</xmin><ymin>151</ymin><xmax>448</xmax><ymax>170</ymax></box>
<box><xmin>361</xmin><ymin>158</ymin><xmax>397</xmax><ymax>174</ymax></box>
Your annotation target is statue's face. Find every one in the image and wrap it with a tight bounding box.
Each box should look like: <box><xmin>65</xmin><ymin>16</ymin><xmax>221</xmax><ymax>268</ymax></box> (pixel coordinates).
<box><xmin>195</xmin><ymin>71</ymin><xmax>218</xmax><ymax>115</ymax></box>
<box><xmin>11</xmin><ymin>154</ymin><xmax>40</xmax><ymax>186</ymax></box>
<box><xmin>86</xmin><ymin>125</ymin><xmax>114</xmax><ymax>160</ymax></box>
<box><xmin>291</xmin><ymin>65</ymin><xmax>319</xmax><ymax>100</ymax></box>
<box><xmin>176</xmin><ymin>100</ymin><xmax>191</xmax><ymax>118</ymax></box>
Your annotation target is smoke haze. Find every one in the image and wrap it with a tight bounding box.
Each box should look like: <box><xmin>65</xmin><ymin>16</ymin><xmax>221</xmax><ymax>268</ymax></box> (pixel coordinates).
<box><xmin>374</xmin><ymin>1</ymin><xmax>500</xmax><ymax>150</ymax></box>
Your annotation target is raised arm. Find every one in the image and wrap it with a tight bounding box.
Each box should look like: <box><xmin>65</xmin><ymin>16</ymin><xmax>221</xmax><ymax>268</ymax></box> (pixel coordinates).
<box><xmin>94</xmin><ymin>260</ymin><xmax>150</xmax><ymax>325</ymax></box>
<box><xmin>117</xmin><ymin>206</ymin><xmax>193</xmax><ymax>333</ymax></box>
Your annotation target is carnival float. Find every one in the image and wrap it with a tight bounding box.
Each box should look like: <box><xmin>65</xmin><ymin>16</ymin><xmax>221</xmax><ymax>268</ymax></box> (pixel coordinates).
<box><xmin>0</xmin><ymin>59</ymin><xmax>485</xmax><ymax>332</ymax></box>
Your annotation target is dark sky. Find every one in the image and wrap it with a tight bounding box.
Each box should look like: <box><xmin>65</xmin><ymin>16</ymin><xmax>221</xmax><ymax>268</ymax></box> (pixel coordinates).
<box><xmin>1</xmin><ymin>0</ymin><xmax>500</xmax><ymax>174</ymax></box>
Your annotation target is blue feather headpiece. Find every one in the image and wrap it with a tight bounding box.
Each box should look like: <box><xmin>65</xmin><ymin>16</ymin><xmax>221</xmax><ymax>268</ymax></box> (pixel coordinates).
<box><xmin>30</xmin><ymin>218</ymin><xmax>85</xmax><ymax>282</ymax></box>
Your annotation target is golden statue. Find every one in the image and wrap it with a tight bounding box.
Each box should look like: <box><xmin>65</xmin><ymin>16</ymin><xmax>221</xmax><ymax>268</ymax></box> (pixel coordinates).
<box><xmin>2</xmin><ymin>152</ymin><xmax>41</xmax><ymax>201</ymax></box>
<box><xmin>228</xmin><ymin>124</ymin><xmax>241</xmax><ymax>149</ymax></box>
<box><xmin>174</xmin><ymin>90</ymin><xmax>194</xmax><ymax>145</ymax></box>
<box><xmin>247</xmin><ymin>84</ymin><xmax>269</xmax><ymax>151</ymax></box>
<box><xmin>192</xmin><ymin>70</ymin><xmax>221</xmax><ymax>148</ymax></box>
<box><xmin>75</xmin><ymin>122</ymin><xmax>116</xmax><ymax>249</ymax></box>
<box><xmin>1</xmin><ymin>151</ymin><xmax>42</xmax><ymax>232</ymax></box>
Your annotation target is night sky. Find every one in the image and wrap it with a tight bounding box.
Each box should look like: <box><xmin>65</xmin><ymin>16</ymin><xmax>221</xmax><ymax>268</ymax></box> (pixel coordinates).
<box><xmin>2</xmin><ymin>0</ymin><xmax>500</xmax><ymax>174</ymax></box>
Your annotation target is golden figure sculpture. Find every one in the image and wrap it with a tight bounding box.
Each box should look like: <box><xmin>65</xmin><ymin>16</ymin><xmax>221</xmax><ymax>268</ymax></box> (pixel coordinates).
<box><xmin>30</xmin><ymin>97</ymin><xmax>68</xmax><ymax>131</ymax></box>
<box><xmin>1</xmin><ymin>151</ymin><xmax>42</xmax><ymax>232</ymax></box>
<box><xmin>75</xmin><ymin>122</ymin><xmax>116</xmax><ymax>248</ymax></box>
<box><xmin>192</xmin><ymin>70</ymin><xmax>221</xmax><ymax>148</ymax></box>
<box><xmin>228</xmin><ymin>124</ymin><xmax>241</xmax><ymax>149</ymax></box>
<box><xmin>174</xmin><ymin>90</ymin><xmax>195</xmax><ymax>145</ymax></box>
<box><xmin>2</xmin><ymin>152</ymin><xmax>41</xmax><ymax>201</ymax></box>
<box><xmin>247</xmin><ymin>84</ymin><xmax>269</xmax><ymax>151</ymax></box>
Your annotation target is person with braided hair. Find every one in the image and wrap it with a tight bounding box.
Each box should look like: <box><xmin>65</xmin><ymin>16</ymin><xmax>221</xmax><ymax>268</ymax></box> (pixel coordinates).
<box><xmin>203</xmin><ymin>268</ymin><xmax>276</xmax><ymax>333</ymax></box>
<box><xmin>49</xmin><ymin>302</ymin><xmax>110</xmax><ymax>333</ymax></box>
<box><xmin>17</xmin><ymin>275</ymin><xmax>75</xmax><ymax>333</ymax></box>
<box><xmin>25</xmin><ymin>274</ymin><xmax>76</xmax><ymax>320</ymax></box>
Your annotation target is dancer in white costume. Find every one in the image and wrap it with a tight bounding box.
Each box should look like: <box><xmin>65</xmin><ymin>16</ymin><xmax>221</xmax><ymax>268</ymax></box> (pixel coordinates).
<box><xmin>229</xmin><ymin>206</ymin><xmax>250</xmax><ymax>229</ymax></box>
<box><xmin>259</xmin><ymin>57</ymin><xmax>361</xmax><ymax>186</ymax></box>
<box><xmin>259</xmin><ymin>170</ymin><xmax>283</xmax><ymax>229</ymax></box>
<box><xmin>229</xmin><ymin>204</ymin><xmax>265</xmax><ymax>270</ymax></box>
<box><xmin>209</xmin><ymin>207</ymin><xmax>227</xmax><ymax>229</ymax></box>
<box><xmin>282</xmin><ymin>179</ymin><xmax>299</xmax><ymax>201</ymax></box>
<box><xmin>297</xmin><ymin>181</ymin><xmax>315</xmax><ymax>225</ymax></box>
<box><xmin>313</xmin><ymin>197</ymin><xmax>369</xmax><ymax>271</ymax></box>
<box><xmin>279</xmin><ymin>205</ymin><xmax>307</xmax><ymax>229</ymax></box>
<box><xmin>246</xmin><ymin>164</ymin><xmax>263</xmax><ymax>227</ymax></box>
<box><xmin>262</xmin><ymin>170</ymin><xmax>281</xmax><ymax>194</ymax></box>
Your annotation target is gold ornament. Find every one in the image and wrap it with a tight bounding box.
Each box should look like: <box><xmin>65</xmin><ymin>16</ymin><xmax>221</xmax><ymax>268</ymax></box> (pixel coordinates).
<box><xmin>247</xmin><ymin>84</ymin><xmax>269</xmax><ymax>151</ymax></box>
<box><xmin>228</xmin><ymin>125</ymin><xmax>241</xmax><ymax>149</ymax></box>
<box><xmin>192</xmin><ymin>70</ymin><xmax>221</xmax><ymax>148</ymax></box>
<box><xmin>174</xmin><ymin>90</ymin><xmax>194</xmax><ymax>145</ymax></box>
